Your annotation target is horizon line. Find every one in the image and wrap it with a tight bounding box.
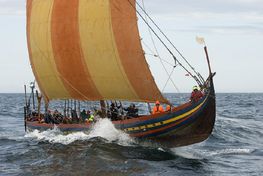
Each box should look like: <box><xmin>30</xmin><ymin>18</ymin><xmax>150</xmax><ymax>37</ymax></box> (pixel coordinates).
<box><xmin>0</xmin><ymin>92</ymin><xmax>263</xmax><ymax>94</ymax></box>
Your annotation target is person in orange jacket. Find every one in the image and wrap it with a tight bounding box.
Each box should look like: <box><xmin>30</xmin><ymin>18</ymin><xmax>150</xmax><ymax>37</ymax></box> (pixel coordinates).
<box><xmin>152</xmin><ymin>101</ymin><xmax>164</xmax><ymax>114</ymax></box>
<box><xmin>166</xmin><ymin>104</ymin><xmax>171</xmax><ymax>111</ymax></box>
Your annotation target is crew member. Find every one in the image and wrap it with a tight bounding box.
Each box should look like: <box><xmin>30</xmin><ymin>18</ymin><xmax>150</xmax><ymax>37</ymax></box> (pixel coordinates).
<box><xmin>152</xmin><ymin>101</ymin><xmax>164</xmax><ymax>114</ymax></box>
<box><xmin>124</xmin><ymin>103</ymin><xmax>138</xmax><ymax>118</ymax></box>
<box><xmin>166</xmin><ymin>104</ymin><xmax>171</xmax><ymax>111</ymax></box>
<box><xmin>110</xmin><ymin>103</ymin><xmax>119</xmax><ymax>121</ymax></box>
<box><xmin>88</xmin><ymin>114</ymin><xmax>95</xmax><ymax>122</ymax></box>
<box><xmin>190</xmin><ymin>86</ymin><xmax>204</xmax><ymax>102</ymax></box>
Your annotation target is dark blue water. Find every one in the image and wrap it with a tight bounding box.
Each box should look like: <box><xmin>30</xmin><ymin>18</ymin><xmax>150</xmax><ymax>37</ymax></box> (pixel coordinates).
<box><xmin>0</xmin><ymin>93</ymin><xmax>262</xmax><ymax>176</ymax></box>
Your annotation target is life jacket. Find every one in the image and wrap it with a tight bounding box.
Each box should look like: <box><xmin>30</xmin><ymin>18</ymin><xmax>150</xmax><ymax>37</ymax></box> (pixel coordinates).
<box><xmin>152</xmin><ymin>105</ymin><xmax>164</xmax><ymax>114</ymax></box>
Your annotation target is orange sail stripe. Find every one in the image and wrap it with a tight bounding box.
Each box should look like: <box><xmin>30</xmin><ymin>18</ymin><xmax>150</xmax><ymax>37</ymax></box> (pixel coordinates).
<box><xmin>51</xmin><ymin>0</ymin><xmax>102</xmax><ymax>100</ymax></box>
<box><xmin>110</xmin><ymin>0</ymin><xmax>168</xmax><ymax>103</ymax></box>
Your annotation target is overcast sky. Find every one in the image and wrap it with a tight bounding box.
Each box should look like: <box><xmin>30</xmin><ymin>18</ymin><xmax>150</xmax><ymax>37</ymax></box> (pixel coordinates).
<box><xmin>0</xmin><ymin>0</ymin><xmax>262</xmax><ymax>93</ymax></box>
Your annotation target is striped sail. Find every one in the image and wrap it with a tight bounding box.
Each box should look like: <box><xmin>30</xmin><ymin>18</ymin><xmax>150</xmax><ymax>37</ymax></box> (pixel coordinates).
<box><xmin>26</xmin><ymin>0</ymin><xmax>168</xmax><ymax>103</ymax></box>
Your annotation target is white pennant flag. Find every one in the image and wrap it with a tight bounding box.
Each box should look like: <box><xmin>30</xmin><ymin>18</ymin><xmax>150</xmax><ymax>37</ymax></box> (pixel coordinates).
<box><xmin>196</xmin><ymin>36</ymin><xmax>205</xmax><ymax>45</ymax></box>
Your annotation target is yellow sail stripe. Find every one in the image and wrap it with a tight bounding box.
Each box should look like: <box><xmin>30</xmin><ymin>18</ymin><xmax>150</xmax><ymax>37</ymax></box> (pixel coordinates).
<box><xmin>29</xmin><ymin>0</ymin><xmax>69</xmax><ymax>99</ymax></box>
<box><xmin>125</xmin><ymin>98</ymin><xmax>207</xmax><ymax>132</ymax></box>
<box><xmin>78</xmin><ymin>0</ymin><xmax>138</xmax><ymax>100</ymax></box>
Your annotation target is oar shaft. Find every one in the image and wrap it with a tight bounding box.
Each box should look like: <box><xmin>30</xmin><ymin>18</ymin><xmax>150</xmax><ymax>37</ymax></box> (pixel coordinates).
<box><xmin>24</xmin><ymin>85</ymin><xmax>28</xmax><ymax>106</ymax></box>
<box><xmin>24</xmin><ymin>106</ymin><xmax>27</xmax><ymax>132</ymax></box>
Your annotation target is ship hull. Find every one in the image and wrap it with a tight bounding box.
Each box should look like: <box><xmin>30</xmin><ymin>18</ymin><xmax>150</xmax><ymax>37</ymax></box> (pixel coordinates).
<box><xmin>26</xmin><ymin>78</ymin><xmax>216</xmax><ymax>148</ymax></box>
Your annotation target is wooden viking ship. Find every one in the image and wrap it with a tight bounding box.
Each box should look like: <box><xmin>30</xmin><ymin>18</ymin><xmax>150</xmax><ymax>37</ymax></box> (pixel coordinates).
<box><xmin>24</xmin><ymin>0</ymin><xmax>216</xmax><ymax>148</ymax></box>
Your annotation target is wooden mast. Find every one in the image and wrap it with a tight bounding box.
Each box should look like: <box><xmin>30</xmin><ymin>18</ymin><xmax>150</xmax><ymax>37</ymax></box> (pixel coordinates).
<box><xmin>36</xmin><ymin>90</ymin><xmax>42</xmax><ymax>122</ymax></box>
<box><xmin>100</xmin><ymin>100</ymin><xmax>106</xmax><ymax>117</ymax></box>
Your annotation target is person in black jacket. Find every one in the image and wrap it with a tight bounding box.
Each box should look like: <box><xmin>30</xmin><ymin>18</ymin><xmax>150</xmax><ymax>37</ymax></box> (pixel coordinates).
<box><xmin>110</xmin><ymin>103</ymin><xmax>119</xmax><ymax>121</ymax></box>
<box><xmin>124</xmin><ymin>103</ymin><xmax>138</xmax><ymax>119</ymax></box>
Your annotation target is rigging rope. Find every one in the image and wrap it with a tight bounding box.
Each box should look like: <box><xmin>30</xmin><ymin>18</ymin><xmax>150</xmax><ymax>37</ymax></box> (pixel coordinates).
<box><xmin>162</xmin><ymin>66</ymin><xmax>176</xmax><ymax>93</ymax></box>
<box><xmin>134</xmin><ymin>1</ymin><xmax>205</xmax><ymax>84</ymax></box>
<box><xmin>127</xmin><ymin>0</ymin><xmax>204</xmax><ymax>86</ymax></box>
<box><xmin>141</xmin><ymin>40</ymin><xmax>175</xmax><ymax>67</ymax></box>
<box><xmin>141</xmin><ymin>0</ymin><xmax>180</xmax><ymax>93</ymax></box>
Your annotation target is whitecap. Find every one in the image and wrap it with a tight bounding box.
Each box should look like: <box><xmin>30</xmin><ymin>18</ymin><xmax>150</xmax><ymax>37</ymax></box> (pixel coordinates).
<box><xmin>88</xmin><ymin>118</ymin><xmax>134</xmax><ymax>146</ymax></box>
<box><xmin>25</xmin><ymin>118</ymin><xmax>135</xmax><ymax>146</ymax></box>
<box><xmin>171</xmin><ymin>147</ymin><xmax>254</xmax><ymax>160</ymax></box>
<box><xmin>171</xmin><ymin>147</ymin><xmax>204</xmax><ymax>159</ymax></box>
<box><xmin>208</xmin><ymin>148</ymin><xmax>254</xmax><ymax>156</ymax></box>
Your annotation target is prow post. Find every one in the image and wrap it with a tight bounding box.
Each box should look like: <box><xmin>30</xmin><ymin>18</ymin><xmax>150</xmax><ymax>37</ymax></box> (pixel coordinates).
<box><xmin>204</xmin><ymin>46</ymin><xmax>212</xmax><ymax>76</ymax></box>
<box><xmin>196</xmin><ymin>36</ymin><xmax>213</xmax><ymax>77</ymax></box>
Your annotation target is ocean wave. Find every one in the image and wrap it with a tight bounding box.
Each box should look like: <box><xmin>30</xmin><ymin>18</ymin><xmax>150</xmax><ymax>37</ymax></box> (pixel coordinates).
<box><xmin>171</xmin><ymin>147</ymin><xmax>254</xmax><ymax>160</ymax></box>
<box><xmin>0</xmin><ymin>129</ymin><xmax>26</xmax><ymax>142</ymax></box>
<box><xmin>0</xmin><ymin>137</ymin><xmax>20</xmax><ymax>145</ymax></box>
<box><xmin>171</xmin><ymin>147</ymin><xmax>204</xmax><ymax>159</ymax></box>
<box><xmin>25</xmin><ymin>118</ymin><xmax>135</xmax><ymax>146</ymax></box>
<box><xmin>207</xmin><ymin>148</ymin><xmax>254</xmax><ymax>156</ymax></box>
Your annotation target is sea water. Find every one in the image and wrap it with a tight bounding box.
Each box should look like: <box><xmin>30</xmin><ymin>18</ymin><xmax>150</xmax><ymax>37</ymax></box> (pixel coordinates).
<box><xmin>0</xmin><ymin>93</ymin><xmax>262</xmax><ymax>176</ymax></box>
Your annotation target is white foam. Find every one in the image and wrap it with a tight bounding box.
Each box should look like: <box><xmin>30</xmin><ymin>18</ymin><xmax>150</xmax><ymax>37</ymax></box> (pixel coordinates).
<box><xmin>25</xmin><ymin>127</ymin><xmax>89</xmax><ymax>145</ymax></box>
<box><xmin>157</xmin><ymin>147</ymin><xmax>165</xmax><ymax>152</ymax></box>
<box><xmin>208</xmin><ymin>148</ymin><xmax>253</xmax><ymax>156</ymax></box>
<box><xmin>25</xmin><ymin>118</ymin><xmax>134</xmax><ymax>146</ymax></box>
<box><xmin>171</xmin><ymin>147</ymin><xmax>203</xmax><ymax>159</ymax></box>
<box><xmin>89</xmin><ymin>118</ymin><xmax>134</xmax><ymax>146</ymax></box>
<box><xmin>171</xmin><ymin>147</ymin><xmax>254</xmax><ymax>159</ymax></box>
